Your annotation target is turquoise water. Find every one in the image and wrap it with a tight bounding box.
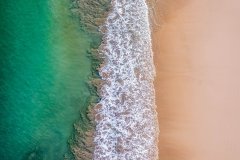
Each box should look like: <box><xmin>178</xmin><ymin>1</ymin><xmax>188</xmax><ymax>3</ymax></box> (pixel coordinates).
<box><xmin>0</xmin><ymin>0</ymin><xmax>99</xmax><ymax>159</ymax></box>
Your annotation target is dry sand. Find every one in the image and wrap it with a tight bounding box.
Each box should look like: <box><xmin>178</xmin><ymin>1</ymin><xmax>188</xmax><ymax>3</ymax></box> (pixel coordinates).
<box><xmin>150</xmin><ymin>0</ymin><xmax>240</xmax><ymax>159</ymax></box>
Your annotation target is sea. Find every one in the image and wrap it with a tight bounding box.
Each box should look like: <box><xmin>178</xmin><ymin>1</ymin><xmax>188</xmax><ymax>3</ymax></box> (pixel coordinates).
<box><xmin>0</xmin><ymin>0</ymin><xmax>158</xmax><ymax>159</ymax></box>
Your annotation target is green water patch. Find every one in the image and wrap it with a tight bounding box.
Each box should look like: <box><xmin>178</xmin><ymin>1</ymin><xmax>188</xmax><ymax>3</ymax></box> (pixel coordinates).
<box><xmin>0</xmin><ymin>0</ymin><xmax>100</xmax><ymax>159</ymax></box>
<box><xmin>67</xmin><ymin>1</ymin><xmax>111</xmax><ymax>159</ymax></box>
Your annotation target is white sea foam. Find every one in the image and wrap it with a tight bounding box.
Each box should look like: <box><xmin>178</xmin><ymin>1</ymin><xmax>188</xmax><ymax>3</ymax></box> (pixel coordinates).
<box><xmin>94</xmin><ymin>0</ymin><xmax>159</xmax><ymax>159</ymax></box>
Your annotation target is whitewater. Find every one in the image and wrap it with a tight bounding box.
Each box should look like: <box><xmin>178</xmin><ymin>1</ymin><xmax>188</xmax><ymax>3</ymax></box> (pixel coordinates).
<box><xmin>93</xmin><ymin>0</ymin><xmax>159</xmax><ymax>159</ymax></box>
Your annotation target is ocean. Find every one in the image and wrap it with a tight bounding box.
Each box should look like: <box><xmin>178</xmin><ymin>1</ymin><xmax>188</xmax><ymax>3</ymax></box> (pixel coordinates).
<box><xmin>0</xmin><ymin>0</ymin><xmax>105</xmax><ymax>159</ymax></box>
<box><xmin>0</xmin><ymin>0</ymin><xmax>158</xmax><ymax>159</ymax></box>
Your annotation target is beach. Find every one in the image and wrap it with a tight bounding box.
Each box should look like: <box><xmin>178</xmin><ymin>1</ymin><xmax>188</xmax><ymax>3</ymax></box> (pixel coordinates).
<box><xmin>151</xmin><ymin>0</ymin><xmax>240</xmax><ymax>159</ymax></box>
<box><xmin>1</xmin><ymin>0</ymin><xmax>240</xmax><ymax>159</ymax></box>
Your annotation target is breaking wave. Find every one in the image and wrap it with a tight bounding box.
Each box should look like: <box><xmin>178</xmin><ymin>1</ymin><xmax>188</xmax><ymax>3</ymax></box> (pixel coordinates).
<box><xmin>94</xmin><ymin>0</ymin><xmax>159</xmax><ymax>159</ymax></box>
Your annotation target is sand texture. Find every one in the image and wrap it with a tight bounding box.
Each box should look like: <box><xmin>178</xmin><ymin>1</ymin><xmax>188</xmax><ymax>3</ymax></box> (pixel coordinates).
<box><xmin>151</xmin><ymin>0</ymin><xmax>240</xmax><ymax>159</ymax></box>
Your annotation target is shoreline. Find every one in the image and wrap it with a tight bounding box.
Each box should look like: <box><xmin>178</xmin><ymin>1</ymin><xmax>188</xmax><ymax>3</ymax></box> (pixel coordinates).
<box><xmin>93</xmin><ymin>0</ymin><xmax>159</xmax><ymax>159</ymax></box>
<box><xmin>150</xmin><ymin>1</ymin><xmax>209</xmax><ymax>158</ymax></box>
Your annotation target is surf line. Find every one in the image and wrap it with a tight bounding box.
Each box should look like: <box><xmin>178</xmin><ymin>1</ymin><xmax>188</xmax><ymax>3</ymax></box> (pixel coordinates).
<box><xmin>93</xmin><ymin>0</ymin><xmax>159</xmax><ymax>159</ymax></box>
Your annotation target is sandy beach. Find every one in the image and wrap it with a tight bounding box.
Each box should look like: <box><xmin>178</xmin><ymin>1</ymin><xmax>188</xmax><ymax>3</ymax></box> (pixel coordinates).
<box><xmin>151</xmin><ymin>0</ymin><xmax>240</xmax><ymax>159</ymax></box>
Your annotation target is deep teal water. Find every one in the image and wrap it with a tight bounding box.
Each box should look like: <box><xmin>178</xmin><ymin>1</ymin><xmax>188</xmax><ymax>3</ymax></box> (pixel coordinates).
<box><xmin>0</xmin><ymin>0</ymin><xmax>98</xmax><ymax>159</ymax></box>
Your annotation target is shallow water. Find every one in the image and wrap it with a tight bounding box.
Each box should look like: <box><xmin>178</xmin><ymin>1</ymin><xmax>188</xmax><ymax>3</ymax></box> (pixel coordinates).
<box><xmin>0</xmin><ymin>0</ymin><xmax>98</xmax><ymax>159</ymax></box>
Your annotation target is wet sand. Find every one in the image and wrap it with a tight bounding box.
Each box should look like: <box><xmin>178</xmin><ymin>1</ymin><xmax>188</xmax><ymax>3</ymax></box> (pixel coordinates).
<box><xmin>151</xmin><ymin>0</ymin><xmax>240</xmax><ymax>159</ymax></box>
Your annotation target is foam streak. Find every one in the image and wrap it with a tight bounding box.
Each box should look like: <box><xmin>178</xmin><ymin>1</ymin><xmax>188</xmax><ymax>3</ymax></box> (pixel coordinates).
<box><xmin>94</xmin><ymin>0</ymin><xmax>159</xmax><ymax>159</ymax></box>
